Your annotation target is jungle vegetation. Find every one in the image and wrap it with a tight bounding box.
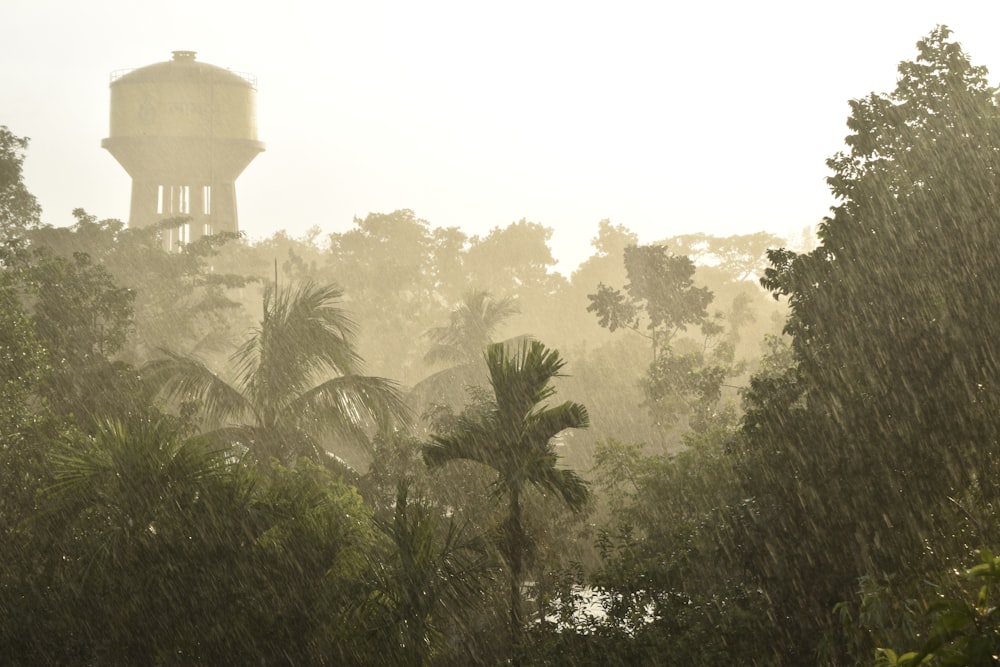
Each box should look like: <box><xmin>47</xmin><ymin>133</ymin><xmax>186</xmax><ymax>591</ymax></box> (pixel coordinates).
<box><xmin>3</xmin><ymin>25</ymin><xmax>999</xmax><ymax>666</ymax></box>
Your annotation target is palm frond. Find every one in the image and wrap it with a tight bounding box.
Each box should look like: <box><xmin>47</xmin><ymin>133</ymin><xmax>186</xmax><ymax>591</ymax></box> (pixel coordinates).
<box><xmin>422</xmin><ymin>338</ymin><xmax>468</xmax><ymax>366</ymax></box>
<box><xmin>291</xmin><ymin>374</ymin><xmax>410</xmax><ymax>441</ymax></box>
<box><xmin>390</xmin><ymin>479</ymin><xmax>492</xmax><ymax>579</ymax></box>
<box><xmin>423</xmin><ymin>422</ymin><xmax>497</xmax><ymax>469</ymax></box>
<box><xmin>45</xmin><ymin>431</ymin><xmax>114</xmax><ymax>508</ymax></box>
<box><xmin>236</xmin><ymin>281</ymin><xmax>362</xmax><ymax>409</ymax></box>
<box><xmin>424</xmin><ymin>289</ymin><xmax>520</xmax><ymax>365</ymax></box>
<box><xmin>526</xmin><ymin>465</ymin><xmax>590</xmax><ymax>513</ymax></box>
<box><xmin>205</xmin><ymin>423</ymin><xmax>334</xmax><ymax>465</ymax></box>
<box><xmin>194</xmin><ymin>424</ymin><xmax>260</xmax><ymax>456</ymax></box>
<box><xmin>142</xmin><ymin>351</ymin><xmax>253</xmax><ymax>425</ymax></box>
<box><xmin>45</xmin><ymin>416</ymin><xmax>226</xmax><ymax>512</ymax></box>
<box><xmin>459</xmin><ymin>289</ymin><xmax>519</xmax><ymax>343</ymax></box>
<box><xmin>524</xmin><ymin>401</ymin><xmax>590</xmax><ymax>446</ymax></box>
<box><xmin>486</xmin><ymin>339</ymin><xmax>566</xmax><ymax>421</ymax></box>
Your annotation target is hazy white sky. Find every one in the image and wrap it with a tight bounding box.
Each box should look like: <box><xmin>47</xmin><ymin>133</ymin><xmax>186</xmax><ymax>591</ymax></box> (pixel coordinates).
<box><xmin>5</xmin><ymin>1</ymin><xmax>1000</xmax><ymax>271</ymax></box>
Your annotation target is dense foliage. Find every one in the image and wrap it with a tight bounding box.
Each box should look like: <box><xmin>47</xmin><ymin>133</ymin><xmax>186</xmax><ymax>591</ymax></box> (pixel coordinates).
<box><xmin>12</xmin><ymin>24</ymin><xmax>1000</xmax><ymax>666</ymax></box>
<box><xmin>735</xmin><ymin>26</ymin><xmax>1000</xmax><ymax>663</ymax></box>
<box><xmin>0</xmin><ymin>106</ymin><xmax>778</xmax><ymax>664</ymax></box>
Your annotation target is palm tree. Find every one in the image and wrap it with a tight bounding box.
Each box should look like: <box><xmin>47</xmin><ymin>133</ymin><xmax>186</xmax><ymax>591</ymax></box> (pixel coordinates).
<box><xmin>143</xmin><ymin>281</ymin><xmax>409</xmax><ymax>466</ymax></box>
<box><xmin>367</xmin><ymin>479</ymin><xmax>491</xmax><ymax>667</ymax></box>
<box><xmin>423</xmin><ymin>339</ymin><xmax>589</xmax><ymax>659</ymax></box>
<box><xmin>45</xmin><ymin>414</ymin><xmax>228</xmax><ymax>550</ymax></box>
<box><xmin>38</xmin><ymin>414</ymin><xmax>248</xmax><ymax>662</ymax></box>
<box><xmin>38</xmin><ymin>413</ymin><xmax>382</xmax><ymax>664</ymax></box>
<box><xmin>423</xmin><ymin>289</ymin><xmax>519</xmax><ymax>367</ymax></box>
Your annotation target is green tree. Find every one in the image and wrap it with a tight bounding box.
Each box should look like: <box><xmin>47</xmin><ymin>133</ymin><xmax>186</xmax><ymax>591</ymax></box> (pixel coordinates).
<box><xmin>874</xmin><ymin>550</ymin><xmax>1000</xmax><ymax>667</ymax></box>
<box><xmin>9</xmin><ymin>414</ymin><xmax>379</xmax><ymax>665</ymax></box>
<box><xmin>25</xmin><ymin>250</ymin><xmax>134</xmax><ymax>363</ymax></box>
<box><xmin>325</xmin><ymin>210</ymin><xmax>468</xmax><ymax>384</ymax></box>
<box><xmin>462</xmin><ymin>219</ymin><xmax>573</xmax><ymax>364</ymax></box>
<box><xmin>423</xmin><ymin>340</ymin><xmax>590</xmax><ymax>660</ymax></box>
<box><xmin>569</xmin><ymin>221</ymin><xmax>636</xmax><ymax>312</ymax></box>
<box><xmin>531</xmin><ymin>424</ymin><xmax>778</xmax><ymax>666</ymax></box>
<box><xmin>366</xmin><ymin>479</ymin><xmax>493</xmax><ymax>666</ymax></box>
<box><xmin>28</xmin><ymin>208</ymin><xmax>255</xmax><ymax>366</ymax></box>
<box><xmin>555</xmin><ymin>219</ymin><xmax>638</xmax><ymax>350</ymax></box>
<box><xmin>733</xmin><ymin>26</ymin><xmax>1000</xmax><ymax>663</ymax></box>
<box><xmin>465</xmin><ymin>219</ymin><xmax>560</xmax><ymax>295</ymax></box>
<box><xmin>587</xmin><ymin>243</ymin><xmax>712</xmax><ymax>360</ymax></box>
<box><xmin>0</xmin><ymin>126</ymin><xmax>41</xmax><ymax>238</ymax></box>
<box><xmin>7</xmin><ymin>247</ymin><xmax>143</xmax><ymax>430</ymax></box>
<box><xmin>144</xmin><ymin>281</ymin><xmax>409</xmax><ymax>467</ymax></box>
<box><xmin>0</xmin><ymin>279</ymin><xmax>48</xmax><ymax>578</ymax></box>
<box><xmin>641</xmin><ymin>348</ymin><xmax>730</xmax><ymax>432</ymax></box>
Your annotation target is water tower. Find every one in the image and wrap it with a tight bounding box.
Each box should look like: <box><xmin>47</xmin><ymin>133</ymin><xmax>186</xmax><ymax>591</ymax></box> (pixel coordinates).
<box><xmin>102</xmin><ymin>51</ymin><xmax>264</xmax><ymax>249</ymax></box>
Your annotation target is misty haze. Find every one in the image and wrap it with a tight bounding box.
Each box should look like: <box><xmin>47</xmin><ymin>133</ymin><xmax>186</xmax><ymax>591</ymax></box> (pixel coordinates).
<box><xmin>5</xmin><ymin>19</ymin><xmax>1000</xmax><ymax>667</ymax></box>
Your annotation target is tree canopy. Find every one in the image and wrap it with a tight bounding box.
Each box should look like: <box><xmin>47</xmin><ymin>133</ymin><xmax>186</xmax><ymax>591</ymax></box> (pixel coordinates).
<box><xmin>144</xmin><ymin>281</ymin><xmax>409</xmax><ymax>467</ymax></box>
<box><xmin>588</xmin><ymin>244</ymin><xmax>712</xmax><ymax>358</ymax></box>
<box><xmin>0</xmin><ymin>126</ymin><xmax>41</xmax><ymax>237</ymax></box>
<box><xmin>738</xmin><ymin>25</ymin><xmax>1000</xmax><ymax>662</ymax></box>
<box><xmin>424</xmin><ymin>340</ymin><xmax>590</xmax><ymax>661</ymax></box>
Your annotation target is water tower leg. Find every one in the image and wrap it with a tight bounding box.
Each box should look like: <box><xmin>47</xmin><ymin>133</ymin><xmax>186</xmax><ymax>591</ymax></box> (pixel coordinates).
<box><xmin>211</xmin><ymin>181</ymin><xmax>239</xmax><ymax>237</ymax></box>
<box><xmin>129</xmin><ymin>180</ymin><xmax>159</xmax><ymax>229</ymax></box>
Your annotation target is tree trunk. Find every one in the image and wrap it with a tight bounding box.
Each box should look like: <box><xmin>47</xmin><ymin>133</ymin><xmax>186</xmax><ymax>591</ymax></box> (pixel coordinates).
<box><xmin>508</xmin><ymin>485</ymin><xmax>524</xmax><ymax>665</ymax></box>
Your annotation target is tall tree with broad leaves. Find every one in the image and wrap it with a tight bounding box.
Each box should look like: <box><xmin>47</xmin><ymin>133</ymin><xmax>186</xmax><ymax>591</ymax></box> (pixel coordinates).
<box><xmin>423</xmin><ymin>340</ymin><xmax>589</xmax><ymax>662</ymax></box>
<box><xmin>587</xmin><ymin>243</ymin><xmax>712</xmax><ymax>361</ymax></box>
<box><xmin>0</xmin><ymin>126</ymin><xmax>41</xmax><ymax>240</ymax></box>
<box><xmin>143</xmin><ymin>281</ymin><xmax>409</xmax><ymax>467</ymax></box>
<box><xmin>325</xmin><ymin>209</ymin><xmax>468</xmax><ymax>384</ymax></box>
<box><xmin>5</xmin><ymin>247</ymin><xmax>144</xmax><ymax>431</ymax></box>
<box><xmin>733</xmin><ymin>26</ymin><xmax>1000</xmax><ymax>663</ymax></box>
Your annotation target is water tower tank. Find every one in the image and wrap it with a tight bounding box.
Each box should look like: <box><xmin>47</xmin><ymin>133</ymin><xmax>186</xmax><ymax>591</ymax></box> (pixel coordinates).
<box><xmin>102</xmin><ymin>50</ymin><xmax>264</xmax><ymax>248</ymax></box>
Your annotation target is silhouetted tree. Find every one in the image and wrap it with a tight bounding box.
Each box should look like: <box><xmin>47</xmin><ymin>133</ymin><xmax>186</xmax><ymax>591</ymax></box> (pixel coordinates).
<box><xmin>736</xmin><ymin>25</ymin><xmax>1000</xmax><ymax>662</ymax></box>
<box><xmin>588</xmin><ymin>244</ymin><xmax>712</xmax><ymax>360</ymax></box>
<box><xmin>144</xmin><ymin>281</ymin><xmax>409</xmax><ymax>466</ymax></box>
<box><xmin>424</xmin><ymin>340</ymin><xmax>589</xmax><ymax>660</ymax></box>
<box><xmin>424</xmin><ymin>289</ymin><xmax>520</xmax><ymax>367</ymax></box>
